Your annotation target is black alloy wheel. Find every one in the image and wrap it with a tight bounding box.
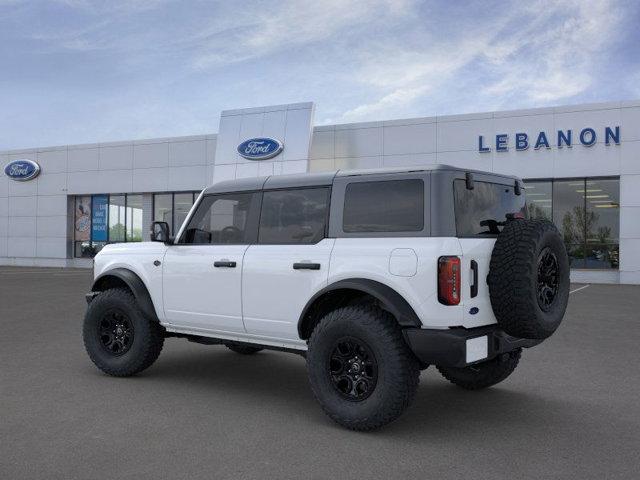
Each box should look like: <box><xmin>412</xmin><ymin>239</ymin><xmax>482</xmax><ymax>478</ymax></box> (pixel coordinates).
<box><xmin>329</xmin><ymin>337</ymin><xmax>378</xmax><ymax>401</ymax></box>
<box><xmin>537</xmin><ymin>247</ymin><xmax>559</xmax><ymax>311</ymax></box>
<box><xmin>98</xmin><ymin>310</ymin><xmax>134</xmax><ymax>356</ymax></box>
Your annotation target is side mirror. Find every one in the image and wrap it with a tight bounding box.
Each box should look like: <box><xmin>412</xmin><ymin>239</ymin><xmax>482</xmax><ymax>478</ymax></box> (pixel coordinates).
<box><xmin>150</xmin><ymin>221</ymin><xmax>172</xmax><ymax>244</ymax></box>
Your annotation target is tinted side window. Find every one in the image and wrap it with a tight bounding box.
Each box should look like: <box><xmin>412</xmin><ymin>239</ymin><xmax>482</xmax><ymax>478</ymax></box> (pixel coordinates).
<box><xmin>343</xmin><ymin>179</ymin><xmax>424</xmax><ymax>232</ymax></box>
<box><xmin>454</xmin><ymin>180</ymin><xmax>526</xmax><ymax>236</ymax></box>
<box><xmin>181</xmin><ymin>193</ymin><xmax>257</xmax><ymax>244</ymax></box>
<box><xmin>259</xmin><ymin>188</ymin><xmax>329</xmax><ymax>244</ymax></box>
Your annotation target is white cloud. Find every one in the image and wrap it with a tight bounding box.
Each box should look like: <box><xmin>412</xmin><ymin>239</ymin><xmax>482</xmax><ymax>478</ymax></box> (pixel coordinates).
<box><xmin>337</xmin><ymin>36</ymin><xmax>492</xmax><ymax>121</ymax></box>
<box><xmin>334</xmin><ymin>0</ymin><xmax>625</xmax><ymax>122</ymax></box>
<box><xmin>481</xmin><ymin>0</ymin><xmax>621</xmax><ymax>105</ymax></box>
<box><xmin>339</xmin><ymin>85</ymin><xmax>429</xmax><ymax>121</ymax></box>
<box><xmin>191</xmin><ymin>0</ymin><xmax>415</xmax><ymax>69</ymax></box>
<box><xmin>0</xmin><ymin>0</ymin><xmax>633</xmax><ymax>149</ymax></box>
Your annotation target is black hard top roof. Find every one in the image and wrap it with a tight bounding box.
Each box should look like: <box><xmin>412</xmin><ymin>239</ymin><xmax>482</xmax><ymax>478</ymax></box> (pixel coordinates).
<box><xmin>201</xmin><ymin>165</ymin><xmax>519</xmax><ymax>195</ymax></box>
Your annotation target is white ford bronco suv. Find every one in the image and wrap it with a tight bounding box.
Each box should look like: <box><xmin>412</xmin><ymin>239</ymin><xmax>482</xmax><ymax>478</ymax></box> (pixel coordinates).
<box><xmin>83</xmin><ymin>165</ymin><xmax>569</xmax><ymax>430</ymax></box>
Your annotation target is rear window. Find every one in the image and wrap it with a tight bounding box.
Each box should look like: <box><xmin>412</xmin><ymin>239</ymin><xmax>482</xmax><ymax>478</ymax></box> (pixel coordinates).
<box><xmin>454</xmin><ymin>180</ymin><xmax>526</xmax><ymax>236</ymax></box>
<box><xmin>343</xmin><ymin>179</ymin><xmax>424</xmax><ymax>233</ymax></box>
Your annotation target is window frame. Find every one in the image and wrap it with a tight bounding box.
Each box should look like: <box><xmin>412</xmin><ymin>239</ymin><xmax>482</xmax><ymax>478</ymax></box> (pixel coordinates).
<box><xmin>175</xmin><ymin>190</ymin><xmax>262</xmax><ymax>246</ymax></box>
<box><xmin>256</xmin><ymin>186</ymin><xmax>332</xmax><ymax>245</ymax></box>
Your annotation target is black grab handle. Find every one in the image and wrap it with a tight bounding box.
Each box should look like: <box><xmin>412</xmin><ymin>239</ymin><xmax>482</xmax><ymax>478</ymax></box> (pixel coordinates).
<box><xmin>470</xmin><ymin>260</ymin><xmax>478</xmax><ymax>298</ymax></box>
<box><xmin>214</xmin><ymin>261</ymin><xmax>237</xmax><ymax>268</ymax></box>
<box><xmin>293</xmin><ymin>262</ymin><xmax>321</xmax><ymax>270</ymax></box>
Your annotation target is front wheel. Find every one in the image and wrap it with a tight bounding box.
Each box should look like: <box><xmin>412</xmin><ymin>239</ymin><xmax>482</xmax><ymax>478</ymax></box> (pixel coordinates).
<box><xmin>437</xmin><ymin>349</ymin><xmax>521</xmax><ymax>390</ymax></box>
<box><xmin>307</xmin><ymin>305</ymin><xmax>420</xmax><ymax>431</ymax></box>
<box><xmin>83</xmin><ymin>288</ymin><xmax>164</xmax><ymax>377</ymax></box>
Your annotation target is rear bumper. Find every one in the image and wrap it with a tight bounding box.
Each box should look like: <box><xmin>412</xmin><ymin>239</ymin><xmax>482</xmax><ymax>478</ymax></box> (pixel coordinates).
<box><xmin>403</xmin><ymin>325</ymin><xmax>542</xmax><ymax>368</ymax></box>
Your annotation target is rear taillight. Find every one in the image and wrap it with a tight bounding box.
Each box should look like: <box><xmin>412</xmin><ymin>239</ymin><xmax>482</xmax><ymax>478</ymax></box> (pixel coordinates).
<box><xmin>438</xmin><ymin>256</ymin><xmax>461</xmax><ymax>305</ymax></box>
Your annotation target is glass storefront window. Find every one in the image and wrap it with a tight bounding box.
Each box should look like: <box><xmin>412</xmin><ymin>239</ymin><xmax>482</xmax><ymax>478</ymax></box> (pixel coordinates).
<box><xmin>154</xmin><ymin>193</ymin><xmax>173</xmax><ymax>233</ymax></box>
<box><xmin>524</xmin><ymin>177</ymin><xmax>620</xmax><ymax>270</ymax></box>
<box><xmin>525</xmin><ymin>181</ymin><xmax>552</xmax><ymax>221</ymax></box>
<box><xmin>585</xmin><ymin>179</ymin><xmax>619</xmax><ymax>269</ymax></box>
<box><xmin>553</xmin><ymin>180</ymin><xmax>587</xmax><ymax>246</ymax></box>
<box><xmin>126</xmin><ymin>195</ymin><xmax>143</xmax><ymax>242</ymax></box>
<box><xmin>74</xmin><ymin>196</ymin><xmax>92</xmax><ymax>257</ymax></box>
<box><xmin>73</xmin><ymin>193</ymin><xmax>147</xmax><ymax>257</ymax></box>
<box><xmin>109</xmin><ymin>195</ymin><xmax>126</xmax><ymax>242</ymax></box>
<box><xmin>152</xmin><ymin>191</ymin><xmax>199</xmax><ymax>235</ymax></box>
<box><xmin>174</xmin><ymin>193</ymin><xmax>195</xmax><ymax>235</ymax></box>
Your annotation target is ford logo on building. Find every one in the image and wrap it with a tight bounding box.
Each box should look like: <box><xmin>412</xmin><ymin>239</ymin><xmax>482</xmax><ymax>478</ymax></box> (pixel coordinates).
<box><xmin>237</xmin><ymin>137</ymin><xmax>283</xmax><ymax>160</ymax></box>
<box><xmin>4</xmin><ymin>159</ymin><xmax>41</xmax><ymax>181</ymax></box>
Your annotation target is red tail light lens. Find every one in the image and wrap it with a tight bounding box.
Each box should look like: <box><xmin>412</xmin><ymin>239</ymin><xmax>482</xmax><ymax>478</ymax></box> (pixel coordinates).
<box><xmin>438</xmin><ymin>256</ymin><xmax>461</xmax><ymax>305</ymax></box>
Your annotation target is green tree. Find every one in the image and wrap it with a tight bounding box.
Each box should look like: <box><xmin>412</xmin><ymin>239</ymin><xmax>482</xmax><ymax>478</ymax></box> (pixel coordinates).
<box><xmin>109</xmin><ymin>223</ymin><xmax>125</xmax><ymax>242</ymax></box>
<box><xmin>596</xmin><ymin>226</ymin><xmax>611</xmax><ymax>244</ymax></box>
<box><xmin>561</xmin><ymin>205</ymin><xmax>598</xmax><ymax>245</ymax></box>
<box><xmin>527</xmin><ymin>202</ymin><xmax>551</xmax><ymax>221</ymax></box>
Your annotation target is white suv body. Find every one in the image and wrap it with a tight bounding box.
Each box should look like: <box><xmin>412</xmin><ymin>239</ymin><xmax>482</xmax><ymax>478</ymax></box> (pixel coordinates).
<box><xmin>93</xmin><ymin>166</ymin><xmax>516</xmax><ymax>352</ymax></box>
<box><xmin>86</xmin><ymin>165</ymin><xmax>567</xmax><ymax>431</ymax></box>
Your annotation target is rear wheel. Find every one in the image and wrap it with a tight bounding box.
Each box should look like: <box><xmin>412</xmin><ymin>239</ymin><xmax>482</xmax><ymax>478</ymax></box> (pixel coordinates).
<box><xmin>83</xmin><ymin>288</ymin><xmax>164</xmax><ymax>377</ymax></box>
<box><xmin>437</xmin><ymin>349</ymin><xmax>521</xmax><ymax>390</ymax></box>
<box><xmin>307</xmin><ymin>305</ymin><xmax>420</xmax><ymax>431</ymax></box>
<box><xmin>225</xmin><ymin>344</ymin><xmax>263</xmax><ymax>355</ymax></box>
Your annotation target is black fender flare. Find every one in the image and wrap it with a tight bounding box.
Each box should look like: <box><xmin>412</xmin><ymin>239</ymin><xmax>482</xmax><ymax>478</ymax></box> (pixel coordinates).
<box><xmin>297</xmin><ymin>278</ymin><xmax>422</xmax><ymax>337</ymax></box>
<box><xmin>91</xmin><ymin>268</ymin><xmax>160</xmax><ymax>322</ymax></box>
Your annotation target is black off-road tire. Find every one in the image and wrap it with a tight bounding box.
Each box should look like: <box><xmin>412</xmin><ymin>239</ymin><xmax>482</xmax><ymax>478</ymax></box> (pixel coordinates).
<box><xmin>83</xmin><ymin>288</ymin><xmax>164</xmax><ymax>377</ymax></box>
<box><xmin>488</xmin><ymin>219</ymin><xmax>569</xmax><ymax>340</ymax></box>
<box><xmin>307</xmin><ymin>305</ymin><xmax>420</xmax><ymax>431</ymax></box>
<box><xmin>437</xmin><ymin>349</ymin><xmax>521</xmax><ymax>390</ymax></box>
<box><xmin>225</xmin><ymin>344</ymin><xmax>263</xmax><ymax>355</ymax></box>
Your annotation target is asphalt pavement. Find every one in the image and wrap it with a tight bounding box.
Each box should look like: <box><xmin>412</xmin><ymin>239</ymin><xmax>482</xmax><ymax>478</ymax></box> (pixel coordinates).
<box><xmin>1</xmin><ymin>267</ymin><xmax>639</xmax><ymax>480</ymax></box>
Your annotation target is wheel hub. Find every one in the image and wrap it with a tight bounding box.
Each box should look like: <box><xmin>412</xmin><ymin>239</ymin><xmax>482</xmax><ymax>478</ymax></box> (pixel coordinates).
<box><xmin>329</xmin><ymin>338</ymin><xmax>378</xmax><ymax>401</ymax></box>
<box><xmin>98</xmin><ymin>310</ymin><xmax>134</xmax><ymax>356</ymax></box>
<box><xmin>537</xmin><ymin>247</ymin><xmax>559</xmax><ymax>311</ymax></box>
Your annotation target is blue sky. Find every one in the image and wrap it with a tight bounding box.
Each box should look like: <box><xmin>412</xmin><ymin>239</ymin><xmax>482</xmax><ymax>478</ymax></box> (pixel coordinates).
<box><xmin>1</xmin><ymin>0</ymin><xmax>639</xmax><ymax>150</ymax></box>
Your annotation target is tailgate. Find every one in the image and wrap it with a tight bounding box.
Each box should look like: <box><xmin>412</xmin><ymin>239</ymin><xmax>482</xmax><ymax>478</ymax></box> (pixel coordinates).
<box><xmin>458</xmin><ymin>238</ymin><xmax>498</xmax><ymax>328</ymax></box>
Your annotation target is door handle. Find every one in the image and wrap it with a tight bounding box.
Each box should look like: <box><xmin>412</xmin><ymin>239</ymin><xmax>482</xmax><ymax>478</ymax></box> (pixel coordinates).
<box><xmin>470</xmin><ymin>260</ymin><xmax>478</xmax><ymax>298</ymax></box>
<box><xmin>214</xmin><ymin>260</ymin><xmax>237</xmax><ymax>268</ymax></box>
<box><xmin>293</xmin><ymin>262</ymin><xmax>321</xmax><ymax>270</ymax></box>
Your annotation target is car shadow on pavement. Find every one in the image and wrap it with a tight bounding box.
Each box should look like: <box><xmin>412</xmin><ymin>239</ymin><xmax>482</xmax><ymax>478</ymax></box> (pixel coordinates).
<box><xmin>96</xmin><ymin>343</ymin><xmax>594</xmax><ymax>438</ymax></box>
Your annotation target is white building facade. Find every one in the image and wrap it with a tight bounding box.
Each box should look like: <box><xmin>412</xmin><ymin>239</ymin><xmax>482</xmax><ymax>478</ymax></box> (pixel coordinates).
<box><xmin>1</xmin><ymin>100</ymin><xmax>639</xmax><ymax>284</ymax></box>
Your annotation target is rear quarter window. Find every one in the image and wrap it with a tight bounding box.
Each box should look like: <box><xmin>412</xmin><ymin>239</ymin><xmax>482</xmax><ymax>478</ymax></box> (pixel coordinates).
<box><xmin>454</xmin><ymin>180</ymin><xmax>526</xmax><ymax>236</ymax></box>
<box><xmin>343</xmin><ymin>179</ymin><xmax>424</xmax><ymax>233</ymax></box>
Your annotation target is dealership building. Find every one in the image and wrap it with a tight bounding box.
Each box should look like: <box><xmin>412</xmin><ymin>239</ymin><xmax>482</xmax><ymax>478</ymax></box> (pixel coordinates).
<box><xmin>1</xmin><ymin>100</ymin><xmax>639</xmax><ymax>284</ymax></box>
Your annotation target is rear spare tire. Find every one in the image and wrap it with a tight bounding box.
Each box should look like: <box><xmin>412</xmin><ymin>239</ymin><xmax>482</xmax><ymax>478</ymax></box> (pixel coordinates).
<box><xmin>488</xmin><ymin>219</ymin><xmax>569</xmax><ymax>340</ymax></box>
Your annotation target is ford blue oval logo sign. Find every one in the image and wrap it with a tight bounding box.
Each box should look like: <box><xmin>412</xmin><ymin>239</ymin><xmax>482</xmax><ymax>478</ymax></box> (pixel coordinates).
<box><xmin>4</xmin><ymin>159</ymin><xmax>41</xmax><ymax>181</ymax></box>
<box><xmin>237</xmin><ymin>137</ymin><xmax>283</xmax><ymax>160</ymax></box>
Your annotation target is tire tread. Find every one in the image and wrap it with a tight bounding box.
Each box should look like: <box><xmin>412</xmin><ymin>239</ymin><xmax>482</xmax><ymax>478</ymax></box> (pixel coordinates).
<box><xmin>83</xmin><ymin>288</ymin><xmax>164</xmax><ymax>377</ymax></box>
<box><xmin>307</xmin><ymin>304</ymin><xmax>420</xmax><ymax>431</ymax></box>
